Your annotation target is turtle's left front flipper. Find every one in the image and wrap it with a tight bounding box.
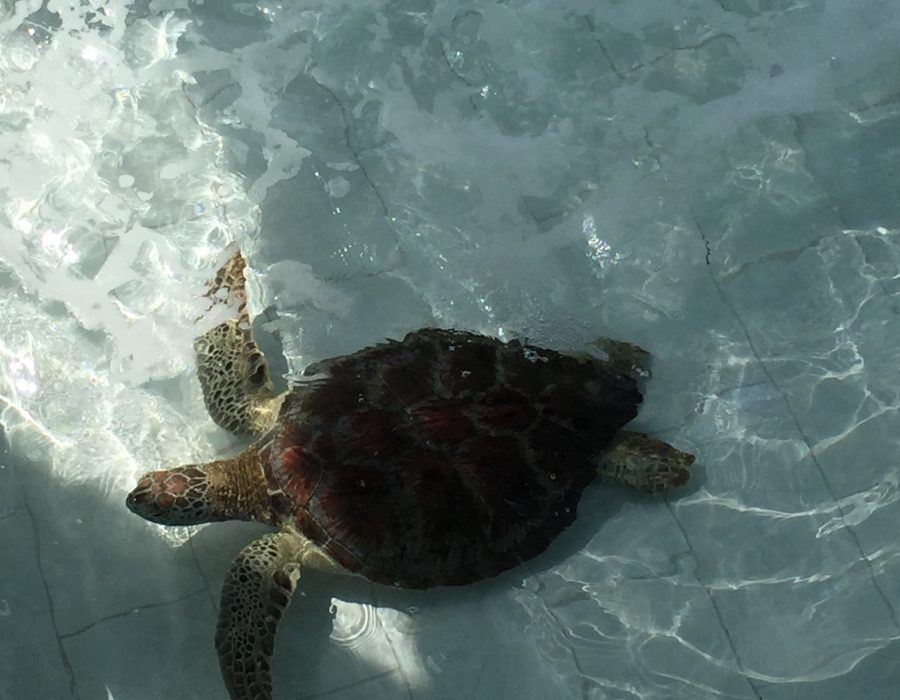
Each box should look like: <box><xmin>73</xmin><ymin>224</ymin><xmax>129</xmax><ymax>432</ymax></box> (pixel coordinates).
<box><xmin>216</xmin><ymin>532</ymin><xmax>305</xmax><ymax>700</ymax></box>
<box><xmin>194</xmin><ymin>249</ymin><xmax>282</xmax><ymax>438</ymax></box>
<box><xmin>599</xmin><ymin>430</ymin><xmax>694</xmax><ymax>493</ymax></box>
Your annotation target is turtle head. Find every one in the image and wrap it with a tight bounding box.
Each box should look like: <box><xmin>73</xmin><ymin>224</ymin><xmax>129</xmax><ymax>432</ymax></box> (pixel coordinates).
<box><xmin>127</xmin><ymin>449</ymin><xmax>273</xmax><ymax>526</ymax></box>
<box><xmin>126</xmin><ymin>465</ymin><xmax>229</xmax><ymax>526</ymax></box>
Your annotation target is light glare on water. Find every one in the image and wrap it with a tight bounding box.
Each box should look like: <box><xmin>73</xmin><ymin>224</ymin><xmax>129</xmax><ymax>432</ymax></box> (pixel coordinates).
<box><xmin>1</xmin><ymin>1</ymin><xmax>900</xmax><ymax>699</ymax></box>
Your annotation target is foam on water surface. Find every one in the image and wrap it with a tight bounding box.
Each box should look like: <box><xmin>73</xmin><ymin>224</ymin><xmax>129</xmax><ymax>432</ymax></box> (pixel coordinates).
<box><xmin>1</xmin><ymin>1</ymin><xmax>900</xmax><ymax>699</ymax></box>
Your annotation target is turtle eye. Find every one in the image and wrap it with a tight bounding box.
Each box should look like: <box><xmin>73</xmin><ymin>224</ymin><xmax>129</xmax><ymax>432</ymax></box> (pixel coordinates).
<box><xmin>249</xmin><ymin>363</ymin><xmax>267</xmax><ymax>386</ymax></box>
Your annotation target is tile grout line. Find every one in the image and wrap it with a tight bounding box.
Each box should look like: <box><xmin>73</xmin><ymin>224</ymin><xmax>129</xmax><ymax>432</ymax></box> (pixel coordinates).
<box><xmin>554</xmin><ymin>219</ymin><xmax>766</xmax><ymax>698</ymax></box>
<box><xmin>527</xmin><ymin>555</ymin><xmax>758</xmax><ymax>700</ymax></box>
<box><xmin>523</xmin><ymin>563</ymin><xmax>610</xmax><ymax>700</ymax></box>
<box><xmin>709</xmin><ymin>246</ymin><xmax>899</xmax><ymax>630</ymax></box>
<box><xmin>188</xmin><ymin>535</ymin><xmax>220</xmax><ymax>612</ymax></box>
<box><xmin>16</xmin><ymin>461</ymin><xmax>82</xmax><ymax>700</ymax></box>
<box><xmin>665</xmin><ymin>498</ymin><xmax>763</xmax><ymax>700</ymax></box>
<box><xmin>296</xmin><ymin>668</ymin><xmax>399</xmax><ymax>700</ymax></box>
<box><xmin>311</xmin><ymin>77</ymin><xmax>390</xmax><ymax>218</ymax></box>
<box><xmin>58</xmin><ymin>587</ymin><xmax>209</xmax><ymax>641</ymax></box>
<box><xmin>663</xmin><ymin>220</ymin><xmax>792</xmax><ymax>699</ymax></box>
<box><xmin>0</xmin><ymin>504</ymin><xmax>24</xmax><ymax>521</ymax></box>
<box><xmin>582</xmin><ymin>15</ymin><xmax>626</xmax><ymax>82</ymax></box>
<box><xmin>692</xmin><ymin>216</ymin><xmax>900</xmax><ymax>629</ymax></box>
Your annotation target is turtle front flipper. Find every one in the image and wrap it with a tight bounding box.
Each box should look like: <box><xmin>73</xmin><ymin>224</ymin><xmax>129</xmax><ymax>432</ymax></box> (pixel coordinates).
<box><xmin>216</xmin><ymin>532</ymin><xmax>305</xmax><ymax>700</ymax></box>
<box><xmin>194</xmin><ymin>249</ymin><xmax>283</xmax><ymax>438</ymax></box>
<box><xmin>598</xmin><ymin>430</ymin><xmax>694</xmax><ymax>493</ymax></box>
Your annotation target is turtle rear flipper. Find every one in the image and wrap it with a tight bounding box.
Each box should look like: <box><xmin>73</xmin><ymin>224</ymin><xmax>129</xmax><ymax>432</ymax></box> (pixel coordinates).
<box><xmin>194</xmin><ymin>250</ymin><xmax>282</xmax><ymax>437</ymax></box>
<box><xmin>590</xmin><ymin>337</ymin><xmax>651</xmax><ymax>380</ymax></box>
<box><xmin>599</xmin><ymin>430</ymin><xmax>694</xmax><ymax>493</ymax></box>
<box><xmin>216</xmin><ymin>532</ymin><xmax>305</xmax><ymax>700</ymax></box>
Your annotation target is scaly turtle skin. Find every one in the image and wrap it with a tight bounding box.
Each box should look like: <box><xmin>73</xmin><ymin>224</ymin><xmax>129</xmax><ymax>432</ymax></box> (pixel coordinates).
<box><xmin>126</xmin><ymin>249</ymin><xmax>694</xmax><ymax>700</ymax></box>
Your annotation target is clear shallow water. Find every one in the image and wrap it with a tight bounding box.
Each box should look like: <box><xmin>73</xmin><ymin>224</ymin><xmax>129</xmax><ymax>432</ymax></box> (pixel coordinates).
<box><xmin>1</xmin><ymin>1</ymin><xmax>899</xmax><ymax>698</ymax></box>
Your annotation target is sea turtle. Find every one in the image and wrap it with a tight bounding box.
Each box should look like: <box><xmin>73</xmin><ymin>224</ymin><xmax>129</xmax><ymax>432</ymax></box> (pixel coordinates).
<box><xmin>126</xmin><ymin>249</ymin><xmax>694</xmax><ymax>700</ymax></box>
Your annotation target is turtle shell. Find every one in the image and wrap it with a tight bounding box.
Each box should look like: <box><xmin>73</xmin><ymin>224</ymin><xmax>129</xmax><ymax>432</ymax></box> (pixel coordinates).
<box><xmin>263</xmin><ymin>328</ymin><xmax>641</xmax><ymax>588</ymax></box>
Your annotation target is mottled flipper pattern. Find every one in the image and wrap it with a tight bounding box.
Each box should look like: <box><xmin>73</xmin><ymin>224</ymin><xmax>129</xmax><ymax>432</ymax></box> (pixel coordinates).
<box><xmin>598</xmin><ymin>430</ymin><xmax>694</xmax><ymax>493</ymax></box>
<box><xmin>215</xmin><ymin>532</ymin><xmax>305</xmax><ymax>700</ymax></box>
<box><xmin>194</xmin><ymin>250</ymin><xmax>281</xmax><ymax>437</ymax></box>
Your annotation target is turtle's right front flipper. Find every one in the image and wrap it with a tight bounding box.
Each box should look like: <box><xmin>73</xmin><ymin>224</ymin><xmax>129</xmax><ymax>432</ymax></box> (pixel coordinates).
<box><xmin>216</xmin><ymin>532</ymin><xmax>305</xmax><ymax>700</ymax></box>
<box><xmin>194</xmin><ymin>250</ymin><xmax>282</xmax><ymax>438</ymax></box>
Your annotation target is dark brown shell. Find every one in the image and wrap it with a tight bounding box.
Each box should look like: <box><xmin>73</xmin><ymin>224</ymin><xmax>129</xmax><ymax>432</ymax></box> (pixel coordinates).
<box><xmin>263</xmin><ymin>328</ymin><xmax>641</xmax><ymax>588</ymax></box>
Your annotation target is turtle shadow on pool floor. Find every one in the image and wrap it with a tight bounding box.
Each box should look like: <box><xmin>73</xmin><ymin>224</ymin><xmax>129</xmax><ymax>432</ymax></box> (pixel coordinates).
<box><xmin>0</xmin><ymin>427</ymin><xmax>224</xmax><ymax>700</ymax></box>
<box><xmin>1</xmin><ymin>410</ymin><xmax>702</xmax><ymax>700</ymax></box>
<box><xmin>182</xmin><ymin>468</ymin><xmax>702</xmax><ymax>699</ymax></box>
<box><xmin>1</xmin><ymin>436</ymin><xmax>415</xmax><ymax>700</ymax></box>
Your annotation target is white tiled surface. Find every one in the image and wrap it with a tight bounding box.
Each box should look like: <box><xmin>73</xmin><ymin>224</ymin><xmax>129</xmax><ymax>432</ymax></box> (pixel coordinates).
<box><xmin>2</xmin><ymin>1</ymin><xmax>900</xmax><ymax>699</ymax></box>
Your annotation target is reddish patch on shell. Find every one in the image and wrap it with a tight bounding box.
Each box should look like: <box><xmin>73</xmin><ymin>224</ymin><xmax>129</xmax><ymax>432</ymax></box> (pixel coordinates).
<box><xmin>284</xmin><ymin>420</ymin><xmax>313</xmax><ymax>443</ymax></box>
<box><xmin>263</xmin><ymin>328</ymin><xmax>645</xmax><ymax>589</ymax></box>
<box><xmin>314</xmin><ymin>462</ymin><xmax>398</xmax><ymax>556</ymax></box>
<box><xmin>340</xmin><ymin>410</ymin><xmax>402</xmax><ymax>459</ymax></box>
<box><xmin>409</xmin><ymin>400</ymin><xmax>474</xmax><ymax>444</ymax></box>
<box><xmin>276</xmin><ymin>446</ymin><xmax>322</xmax><ymax>508</ymax></box>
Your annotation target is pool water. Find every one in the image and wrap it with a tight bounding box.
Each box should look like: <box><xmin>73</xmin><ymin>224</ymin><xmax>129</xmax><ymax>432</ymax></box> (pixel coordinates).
<box><xmin>1</xmin><ymin>1</ymin><xmax>899</xmax><ymax>699</ymax></box>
